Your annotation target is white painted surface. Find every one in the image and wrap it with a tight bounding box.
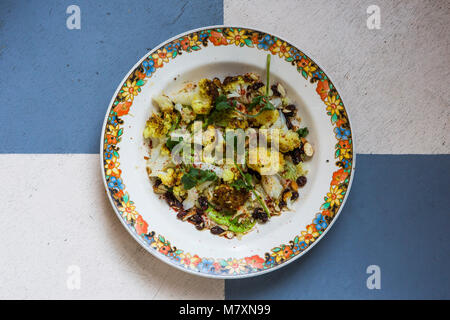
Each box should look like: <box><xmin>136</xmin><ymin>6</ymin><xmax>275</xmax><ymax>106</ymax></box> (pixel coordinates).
<box><xmin>225</xmin><ymin>0</ymin><xmax>450</xmax><ymax>154</ymax></box>
<box><xmin>0</xmin><ymin>154</ymin><xmax>223</xmax><ymax>299</ymax></box>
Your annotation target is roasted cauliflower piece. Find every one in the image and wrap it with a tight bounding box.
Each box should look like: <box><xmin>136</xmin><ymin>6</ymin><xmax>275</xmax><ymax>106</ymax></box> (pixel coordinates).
<box><xmin>157</xmin><ymin>168</ymin><xmax>176</xmax><ymax>187</ymax></box>
<box><xmin>253</xmin><ymin>109</ymin><xmax>279</xmax><ymax>127</ymax></box>
<box><xmin>143</xmin><ymin>111</ymin><xmax>178</xmax><ymax>139</ymax></box>
<box><xmin>153</xmin><ymin>94</ymin><xmax>174</xmax><ymax>112</ymax></box>
<box><xmin>247</xmin><ymin>146</ymin><xmax>284</xmax><ymax>175</ymax></box>
<box><xmin>191</xmin><ymin>78</ymin><xmax>219</xmax><ymax>114</ymax></box>
<box><xmin>212</xmin><ymin>184</ymin><xmax>249</xmax><ymax>211</ymax></box>
<box><xmin>278</xmin><ymin>130</ymin><xmax>301</xmax><ymax>153</ymax></box>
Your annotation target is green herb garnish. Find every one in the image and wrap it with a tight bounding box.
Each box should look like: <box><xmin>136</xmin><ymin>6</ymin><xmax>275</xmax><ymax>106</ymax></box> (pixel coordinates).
<box><xmin>181</xmin><ymin>167</ymin><xmax>217</xmax><ymax>190</ymax></box>
<box><xmin>297</xmin><ymin>127</ymin><xmax>309</xmax><ymax>138</ymax></box>
<box><xmin>165</xmin><ymin>136</ymin><xmax>183</xmax><ymax>151</ymax></box>
<box><xmin>233</xmin><ymin>160</ymin><xmax>271</xmax><ymax>218</ymax></box>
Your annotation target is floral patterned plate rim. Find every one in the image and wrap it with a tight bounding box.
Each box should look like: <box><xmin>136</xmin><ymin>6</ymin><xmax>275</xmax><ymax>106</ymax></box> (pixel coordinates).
<box><xmin>100</xmin><ymin>25</ymin><xmax>356</xmax><ymax>278</ymax></box>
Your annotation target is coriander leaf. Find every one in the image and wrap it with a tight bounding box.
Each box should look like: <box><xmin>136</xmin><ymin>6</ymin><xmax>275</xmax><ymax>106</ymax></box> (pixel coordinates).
<box><xmin>230</xmin><ymin>178</ymin><xmax>251</xmax><ymax>191</ymax></box>
<box><xmin>166</xmin><ymin>136</ymin><xmax>183</xmax><ymax>151</ymax></box>
<box><xmin>181</xmin><ymin>167</ymin><xmax>217</xmax><ymax>190</ymax></box>
<box><xmin>297</xmin><ymin>127</ymin><xmax>309</xmax><ymax>138</ymax></box>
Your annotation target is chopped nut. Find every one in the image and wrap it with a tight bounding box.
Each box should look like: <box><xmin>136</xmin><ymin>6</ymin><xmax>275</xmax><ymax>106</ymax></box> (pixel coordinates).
<box><xmin>277</xmin><ymin>83</ymin><xmax>286</xmax><ymax>97</ymax></box>
<box><xmin>303</xmin><ymin>142</ymin><xmax>314</xmax><ymax>157</ymax></box>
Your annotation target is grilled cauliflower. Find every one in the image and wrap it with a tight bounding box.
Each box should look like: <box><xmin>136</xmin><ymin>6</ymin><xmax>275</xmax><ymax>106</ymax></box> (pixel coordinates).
<box><xmin>248</xmin><ymin>146</ymin><xmax>284</xmax><ymax>175</ymax></box>
<box><xmin>158</xmin><ymin>168</ymin><xmax>176</xmax><ymax>187</ymax></box>
<box><xmin>278</xmin><ymin>130</ymin><xmax>301</xmax><ymax>153</ymax></box>
<box><xmin>253</xmin><ymin>109</ymin><xmax>279</xmax><ymax>127</ymax></box>
<box><xmin>153</xmin><ymin>94</ymin><xmax>173</xmax><ymax>112</ymax></box>
<box><xmin>172</xmin><ymin>82</ymin><xmax>196</xmax><ymax>106</ymax></box>
<box><xmin>143</xmin><ymin>111</ymin><xmax>176</xmax><ymax>139</ymax></box>
<box><xmin>191</xmin><ymin>78</ymin><xmax>218</xmax><ymax>114</ymax></box>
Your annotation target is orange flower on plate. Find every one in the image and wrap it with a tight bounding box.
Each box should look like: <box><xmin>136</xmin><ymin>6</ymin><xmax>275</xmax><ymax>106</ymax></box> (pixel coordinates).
<box><xmin>316</xmin><ymin>80</ymin><xmax>329</xmax><ymax>101</ymax></box>
<box><xmin>331</xmin><ymin>168</ymin><xmax>349</xmax><ymax>186</ymax></box>
<box><xmin>135</xmin><ymin>215</ymin><xmax>148</xmax><ymax>235</ymax></box>
<box><xmin>113</xmin><ymin>101</ymin><xmax>132</xmax><ymax>116</ymax></box>
<box><xmin>245</xmin><ymin>255</ymin><xmax>265</xmax><ymax>269</ymax></box>
<box><xmin>209</xmin><ymin>30</ymin><xmax>227</xmax><ymax>46</ymax></box>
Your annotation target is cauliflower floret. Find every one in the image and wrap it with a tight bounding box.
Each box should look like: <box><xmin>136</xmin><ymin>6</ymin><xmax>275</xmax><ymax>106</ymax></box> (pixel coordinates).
<box><xmin>248</xmin><ymin>147</ymin><xmax>284</xmax><ymax>175</ymax></box>
<box><xmin>253</xmin><ymin>109</ymin><xmax>279</xmax><ymax>127</ymax></box>
<box><xmin>158</xmin><ymin>168</ymin><xmax>176</xmax><ymax>187</ymax></box>
<box><xmin>191</xmin><ymin>78</ymin><xmax>218</xmax><ymax>114</ymax></box>
<box><xmin>153</xmin><ymin>94</ymin><xmax>173</xmax><ymax>112</ymax></box>
<box><xmin>202</xmin><ymin>125</ymin><xmax>216</xmax><ymax>146</ymax></box>
<box><xmin>173</xmin><ymin>185</ymin><xmax>187</xmax><ymax>201</ymax></box>
<box><xmin>278</xmin><ymin>130</ymin><xmax>301</xmax><ymax>153</ymax></box>
<box><xmin>222</xmin><ymin>76</ymin><xmax>245</xmax><ymax>93</ymax></box>
<box><xmin>143</xmin><ymin>111</ymin><xmax>177</xmax><ymax>139</ymax></box>
<box><xmin>261</xmin><ymin>175</ymin><xmax>283</xmax><ymax>199</ymax></box>
<box><xmin>143</xmin><ymin>113</ymin><xmax>166</xmax><ymax>139</ymax></box>
<box><xmin>172</xmin><ymin>82</ymin><xmax>196</xmax><ymax>106</ymax></box>
<box><xmin>222</xmin><ymin>168</ymin><xmax>235</xmax><ymax>183</ymax></box>
<box><xmin>174</xmin><ymin>103</ymin><xmax>195</xmax><ymax>123</ymax></box>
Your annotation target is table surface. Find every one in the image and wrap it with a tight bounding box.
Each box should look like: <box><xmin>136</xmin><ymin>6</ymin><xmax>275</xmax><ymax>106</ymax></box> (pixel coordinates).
<box><xmin>0</xmin><ymin>0</ymin><xmax>448</xmax><ymax>299</ymax></box>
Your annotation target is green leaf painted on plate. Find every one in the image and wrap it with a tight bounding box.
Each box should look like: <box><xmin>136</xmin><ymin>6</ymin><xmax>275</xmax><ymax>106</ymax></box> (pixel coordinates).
<box><xmin>320</xmin><ymin>202</ymin><xmax>330</xmax><ymax>210</ymax></box>
<box><xmin>136</xmin><ymin>79</ymin><xmax>145</xmax><ymax>86</ymax></box>
<box><xmin>244</xmin><ymin>38</ymin><xmax>253</xmax><ymax>47</ymax></box>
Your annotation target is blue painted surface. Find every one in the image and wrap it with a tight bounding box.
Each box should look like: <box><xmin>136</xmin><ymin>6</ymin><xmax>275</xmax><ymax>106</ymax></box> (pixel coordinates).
<box><xmin>0</xmin><ymin>0</ymin><xmax>223</xmax><ymax>153</ymax></box>
<box><xmin>225</xmin><ymin>155</ymin><xmax>450</xmax><ymax>299</ymax></box>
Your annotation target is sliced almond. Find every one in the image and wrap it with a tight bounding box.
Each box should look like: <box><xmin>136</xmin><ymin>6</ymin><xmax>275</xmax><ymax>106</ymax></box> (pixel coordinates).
<box><xmin>303</xmin><ymin>142</ymin><xmax>314</xmax><ymax>157</ymax></box>
<box><xmin>277</xmin><ymin>83</ymin><xmax>286</xmax><ymax>97</ymax></box>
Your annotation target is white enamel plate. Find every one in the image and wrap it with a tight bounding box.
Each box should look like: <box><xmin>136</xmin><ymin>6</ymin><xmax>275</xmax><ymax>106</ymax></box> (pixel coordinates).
<box><xmin>100</xmin><ymin>26</ymin><xmax>355</xmax><ymax>278</ymax></box>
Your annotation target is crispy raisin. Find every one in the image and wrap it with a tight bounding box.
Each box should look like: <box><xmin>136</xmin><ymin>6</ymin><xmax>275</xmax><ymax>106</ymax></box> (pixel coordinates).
<box><xmin>296</xmin><ymin>176</ymin><xmax>307</xmax><ymax>187</ymax></box>
<box><xmin>247</xmin><ymin>167</ymin><xmax>262</xmax><ymax>181</ymax></box>
<box><xmin>271</xmin><ymin>84</ymin><xmax>281</xmax><ymax>97</ymax></box>
<box><xmin>210</xmin><ymin>226</ymin><xmax>225</xmax><ymax>235</ymax></box>
<box><xmin>283</xmin><ymin>104</ymin><xmax>297</xmax><ymax>117</ymax></box>
<box><xmin>250</xmin><ymin>82</ymin><xmax>264</xmax><ymax>92</ymax></box>
<box><xmin>252</xmin><ymin>208</ymin><xmax>268</xmax><ymax>223</ymax></box>
<box><xmin>189</xmin><ymin>213</ymin><xmax>203</xmax><ymax>225</ymax></box>
<box><xmin>198</xmin><ymin>196</ymin><xmax>209</xmax><ymax>210</ymax></box>
<box><xmin>290</xmin><ymin>147</ymin><xmax>304</xmax><ymax>165</ymax></box>
<box><xmin>176</xmin><ymin>210</ymin><xmax>188</xmax><ymax>220</ymax></box>
<box><xmin>164</xmin><ymin>191</ymin><xmax>183</xmax><ymax>209</ymax></box>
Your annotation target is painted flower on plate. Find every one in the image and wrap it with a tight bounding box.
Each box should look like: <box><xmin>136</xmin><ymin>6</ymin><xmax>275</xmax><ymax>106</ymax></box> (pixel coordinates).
<box><xmin>326</xmin><ymin>185</ymin><xmax>344</xmax><ymax>208</ymax></box>
<box><xmin>226</xmin><ymin>28</ymin><xmax>247</xmax><ymax>46</ymax></box>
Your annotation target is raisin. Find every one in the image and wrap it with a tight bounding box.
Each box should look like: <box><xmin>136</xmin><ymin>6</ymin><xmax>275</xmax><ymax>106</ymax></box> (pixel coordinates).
<box><xmin>282</xmin><ymin>104</ymin><xmax>297</xmax><ymax>117</ymax></box>
<box><xmin>291</xmin><ymin>191</ymin><xmax>299</xmax><ymax>201</ymax></box>
<box><xmin>252</xmin><ymin>208</ymin><xmax>268</xmax><ymax>223</ymax></box>
<box><xmin>164</xmin><ymin>191</ymin><xmax>183</xmax><ymax>209</ymax></box>
<box><xmin>285</xmin><ymin>116</ymin><xmax>294</xmax><ymax>130</ymax></box>
<box><xmin>189</xmin><ymin>213</ymin><xmax>203</xmax><ymax>225</ymax></box>
<box><xmin>250</xmin><ymin>82</ymin><xmax>264</xmax><ymax>92</ymax></box>
<box><xmin>290</xmin><ymin>147</ymin><xmax>304</xmax><ymax>165</ymax></box>
<box><xmin>271</xmin><ymin>84</ymin><xmax>281</xmax><ymax>97</ymax></box>
<box><xmin>210</xmin><ymin>226</ymin><xmax>225</xmax><ymax>235</ymax></box>
<box><xmin>154</xmin><ymin>178</ymin><xmax>162</xmax><ymax>188</ymax></box>
<box><xmin>197</xmin><ymin>196</ymin><xmax>209</xmax><ymax>210</ymax></box>
<box><xmin>176</xmin><ymin>210</ymin><xmax>187</xmax><ymax>220</ymax></box>
<box><xmin>247</xmin><ymin>167</ymin><xmax>261</xmax><ymax>181</ymax></box>
<box><xmin>296</xmin><ymin>176</ymin><xmax>307</xmax><ymax>187</ymax></box>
